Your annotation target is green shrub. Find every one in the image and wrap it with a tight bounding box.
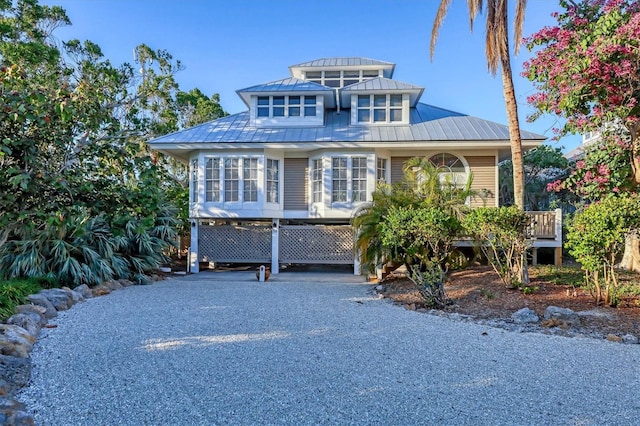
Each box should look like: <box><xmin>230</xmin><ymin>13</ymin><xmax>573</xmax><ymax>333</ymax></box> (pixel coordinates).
<box><xmin>566</xmin><ymin>195</ymin><xmax>640</xmax><ymax>306</ymax></box>
<box><xmin>0</xmin><ymin>278</ymin><xmax>43</xmax><ymax>321</ymax></box>
<box><xmin>462</xmin><ymin>206</ymin><xmax>531</xmax><ymax>288</ymax></box>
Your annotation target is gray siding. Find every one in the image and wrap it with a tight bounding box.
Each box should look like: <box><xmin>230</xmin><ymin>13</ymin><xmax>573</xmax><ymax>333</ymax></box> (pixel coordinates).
<box><xmin>284</xmin><ymin>158</ymin><xmax>308</xmax><ymax>210</ymax></box>
<box><xmin>390</xmin><ymin>157</ymin><xmax>410</xmax><ymax>184</ymax></box>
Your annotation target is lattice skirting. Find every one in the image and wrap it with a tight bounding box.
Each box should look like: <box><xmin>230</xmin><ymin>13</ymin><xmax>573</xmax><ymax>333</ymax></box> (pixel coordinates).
<box><xmin>199</xmin><ymin>225</ymin><xmax>272</xmax><ymax>263</ymax></box>
<box><xmin>279</xmin><ymin>225</ymin><xmax>354</xmax><ymax>264</ymax></box>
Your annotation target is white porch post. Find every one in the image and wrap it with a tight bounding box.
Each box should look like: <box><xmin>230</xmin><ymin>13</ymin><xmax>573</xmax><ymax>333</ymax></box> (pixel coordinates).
<box><xmin>354</xmin><ymin>249</ymin><xmax>361</xmax><ymax>276</ymax></box>
<box><xmin>271</xmin><ymin>218</ymin><xmax>279</xmax><ymax>274</ymax></box>
<box><xmin>189</xmin><ymin>219</ymin><xmax>199</xmax><ymax>273</ymax></box>
<box><xmin>554</xmin><ymin>208</ymin><xmax>563</xmax><ymax>267</ymax></box>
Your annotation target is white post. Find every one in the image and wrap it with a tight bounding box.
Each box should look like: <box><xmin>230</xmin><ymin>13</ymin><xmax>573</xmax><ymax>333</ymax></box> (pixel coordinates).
<box><xmin>259</xmin><ymin>265</ymin><xmax>266</xmax><ymax>282</ymax></box>
<box><xmin>353</xmin><ymin>249</ymin><xmax>361</xmax><ymax>276</ymax></box>
<box><xmin>189</xmin><ymin>220</ymin><xmax>199</xmax><ymax>273</ymax></box>
<box><xmin>271</xmin><ymin>218</ymin><xmax>279</xmax><ymax>274</ymax></box>
<box><xmin>554</xmin><ymin>208</ymin><xmax>563</xmax><ymax>244</ymax></box>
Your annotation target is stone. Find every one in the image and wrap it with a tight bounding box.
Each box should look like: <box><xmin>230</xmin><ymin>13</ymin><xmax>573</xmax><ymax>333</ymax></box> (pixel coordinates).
<box><xmin>13</xmin><ymin>306</ymin><xmax>46</xmax><ymax>328</ymax></box>
<box><xmin>622</xmin><ymin>334</ymin><xmax>638</xmax><ymax>344</ymax></box>
<box><xmin>511</xmin><ymin>308</ymin><xmax>540</xmax><ymax>324</ymax></box>
<box><xmin>0</xmin><ymin>355</ymin><xmax>31</xmax><ymax>390</ymax></box>
<box><xmin>0</xmin><ymin>397</ymin><xmax>25</xmax><ymax>411</ymax></box>
<box><xmin>0</xmin><ymin>380</ymin><xmax>10</xmax><ymax>397</ymax></box>
<box><xmin>61</xmin><ymin>286</ymin><xmax>84</xmax><ymax>303</ymax></box>
<box><xmin>375</xmin><ymin>285</ymin><xmax>384</xmax><ymax>292</ymax></box>
<box><xmin>6</xmin><ymin>314</ymin><xmax>40</xmax><ymax>338</ymax></box>
<box><xmin>0</xmin><ymin>325</ymin><xmax>36</xmax><ymax>358</ymax></box>
<box><xmin>39</xmin><ymin>289</ymin><xmax>73</xmax><ymax>311</ymax></box>
<box><xmin>92</xmin><ymin>286</ymin><xmax>111</xmax><ymax>296</ymax></box>
<box><xmin>6</xmin><ymin>411</ymin><xmax>35</xmax><ymax>426</ymax></box>
<box><xmin>118</xmin><ymin>279</ymin><xmax>134</xmax><ymax>287</ymax></box>
<box><xmin>25</xmin><ymin>294</ymin><xmax>57</xmax><ymax>319</ymax></box>
<box><xmin>73</xmin><ymin>284</ymin><xmax>93</xmax><ymax>299</ymax></box>
<box><xmin>103</xmin><ymin>280</ymin><xmax>123</xmax><ymax>291</ymax></box>
<box><xmin>544</xmin><ymin>306</ymin><xmax>580</xmax><ymax>326</ymax></box>
<box><xmin>606</xmin><ymin>334</ymin><xmax>623</xmax><ymax>343</ymax></box>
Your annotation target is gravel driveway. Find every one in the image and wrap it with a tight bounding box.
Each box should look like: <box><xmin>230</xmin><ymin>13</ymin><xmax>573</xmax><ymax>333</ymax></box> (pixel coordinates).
<box><xmin>19</xmin><ymin>272</ymin><xmax>640</xmax><ymax>425</ymax></box>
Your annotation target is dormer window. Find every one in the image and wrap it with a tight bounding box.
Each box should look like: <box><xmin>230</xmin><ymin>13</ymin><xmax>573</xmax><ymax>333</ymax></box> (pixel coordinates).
<box><xmin>357</xmin><ymin>94</ymin><xmax>403</xmax><ymax>123</ymax></box>
<box><xmin>305</xmin><ymin>70</ymin><xmax>382</xmax><ymax>88</ymax></box>
<box><xmin>256</xmin><ymin>95</ymin><xmax>317</xmax><ymax>118</ymax></box>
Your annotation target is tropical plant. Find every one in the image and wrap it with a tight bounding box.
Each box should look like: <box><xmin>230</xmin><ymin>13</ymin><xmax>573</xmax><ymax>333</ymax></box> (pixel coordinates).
<box><xmin>462</xmin><ymin>206</ymin><xmax>532</xmax><ymax>288</ymax></box>
<box><xmin>565</xmin><ymin>195</ymin><xmax>640</xmax><ymax>306</ymax></box>
<box><xmin>431</xmin><ymin>0</ymin><xmax>528</xmax><ymax>208</ymax></box>
<box><xmin>353</xmin><ymin>157</ymin><xmax>474</xmax><ymax>274</ymax></box>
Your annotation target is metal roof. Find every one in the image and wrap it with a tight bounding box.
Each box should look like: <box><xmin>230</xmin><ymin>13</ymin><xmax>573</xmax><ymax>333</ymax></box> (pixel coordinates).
<box><xmin>289</xmin><ymin>57</ymin><xmax>395</xmax><ymax>68</ymax></box>
<box><xmin>149</xmin><ymin>103</ymin><xmax>546</xmax><ymax>146</ymax></box>
<box><xmin>236</xmin><ymin>78</ymin><xmax>335</xmax><ymax>108</ymax></box>
<box><xmin>237</xmin><ymin>77</ymin><xmax>333</xmax><ymax>93</ymax></box>
<box><xmin>342</xmin><ymin>77</ymin><xmax>423</xmax><ymax>92</ymax></box>
<box><xmin>341</xmin><ymin>77</ymin><xmax>424</xmax><ymax>107</ymax></box>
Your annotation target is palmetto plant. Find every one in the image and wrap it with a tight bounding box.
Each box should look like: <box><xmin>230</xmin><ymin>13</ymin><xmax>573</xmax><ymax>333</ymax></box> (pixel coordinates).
<box><xmin>0</xmin><ymin>209</ymin><xmax>116</xmax><ymax>286</ymax></box>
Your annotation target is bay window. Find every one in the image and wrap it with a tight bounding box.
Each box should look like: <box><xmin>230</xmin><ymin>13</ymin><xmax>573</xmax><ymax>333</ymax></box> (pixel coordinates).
<box><xmin>266</xmin><ymin>159</ymin><xmax>279</xmax><ymax>203</ymax></box>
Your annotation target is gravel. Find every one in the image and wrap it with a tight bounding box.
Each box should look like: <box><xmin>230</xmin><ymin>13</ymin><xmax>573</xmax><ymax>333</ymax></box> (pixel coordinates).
<box><xmin>18</xmin><ymin>273</ymin><xmax>640</xmax><ymax>425</ymax></box>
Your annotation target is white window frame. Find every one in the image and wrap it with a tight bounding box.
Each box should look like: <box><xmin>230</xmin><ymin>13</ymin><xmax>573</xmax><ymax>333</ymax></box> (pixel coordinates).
<box><xmin>243</xmin><ymin>158</ymin><xmax>258</xmax><ymax>202</ymax></box>
<box><xmin>305</xmin><ymin>69</ymin><xmax>382</xmax><ymax>88</ymax></box>
<box><xmin>311</xmin><ymin>159</ymin><xmax>323</xmax><ymax>203</ymax></box>
<box><xmin>255</xmin><ymin>95</ymin><xmax>317</xmax><ymax>118</ymax></box>
<box><xmin>266</xmin><ymin>159</ymin><xmax>279</xmax><ymax>204</ymax></box>
<box><xmin>203</xmin><ymin>156</ymin><xmax>260</xmax><ymax>204</ymax></box>
<box><xmin>357</xmin><ymin>94</ymin><xmax>404</xmax><ymax>124</ymax></box>
<box><xmin>376</xmin><ymin>158</ymin><xmax>388</xmax><ymax>183</ymax></box>
<box><xmin>205</xmin><ymin>158</ymin><xmax>221</xmax><ymax>202</ymax></box>
<box><xmin>329</xmin><ymin>156</ymin><xmax>369</xmax><ymax>205</ymax></box>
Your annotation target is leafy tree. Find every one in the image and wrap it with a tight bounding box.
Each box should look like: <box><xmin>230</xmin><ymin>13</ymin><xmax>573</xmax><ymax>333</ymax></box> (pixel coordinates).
<box><xmin>176</xmin><ymin>88</ymin><xmax>227</xmax><ymax>129</ymax></box>
<box><xmin>0</xmin><ymin>0</ymin><xmax>224</xmax><ymax>283</ymax></box>
<box><xmin>500</xmin><ymin>144</ymin><xmax>571</xmax><ymax>209</ymax></box>
<box><xmin>431</xmin><ymin>0</ymin><xmax>528</xmax><ymax>208</ymax></box>
<box><xmin>524</xmin><ymin>0</ymin><xmax>640</xmax><ymax>270</ymax></box>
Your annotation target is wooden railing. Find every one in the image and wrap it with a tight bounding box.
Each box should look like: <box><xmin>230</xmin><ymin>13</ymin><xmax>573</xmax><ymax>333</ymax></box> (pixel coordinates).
<box><xmin>526</xmin><ymin>209</ymin><xmax>561</xmax><ymax>241</ymax></box>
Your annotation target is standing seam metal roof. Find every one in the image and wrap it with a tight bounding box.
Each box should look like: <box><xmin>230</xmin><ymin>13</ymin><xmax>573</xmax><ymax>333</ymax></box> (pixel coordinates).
<box><xmin>289</xmin><ymin>57</ymin><xmax>395</xmax><ymax>68</ymax></box>
<box><xmin>148</xmin><ymin>103</ymin><xmax>546</xmax><ymax>145</ymax></box>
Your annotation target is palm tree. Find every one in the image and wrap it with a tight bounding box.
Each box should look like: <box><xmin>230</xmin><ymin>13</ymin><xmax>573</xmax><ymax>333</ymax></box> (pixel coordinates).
<box><xmin>430</xmin><ymin>0</ymin><xmax>527</xmax><ymax>208</ymax></box>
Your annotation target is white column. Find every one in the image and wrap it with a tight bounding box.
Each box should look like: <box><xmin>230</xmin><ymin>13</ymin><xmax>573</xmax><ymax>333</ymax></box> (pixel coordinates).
<box><xmin>353</xmin><ymin>248</ymin><xmax>361</xmax><ymax>276</ymax></box>
<box><xmin>271</xmin><ymin>218</ymin><xmax>279</xmax><ymax>274</ymax></box>
<box><xmin>189</xmin><ymin>219</ymin><xmax>199</xmax><ymax>273</ymax></box>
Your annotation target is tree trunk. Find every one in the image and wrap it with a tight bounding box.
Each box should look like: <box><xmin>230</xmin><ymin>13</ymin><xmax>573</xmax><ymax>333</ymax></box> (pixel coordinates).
<box><xmin>500</xmin><ymin>56</ymin><xmax>525</xmax><ymax>209</ymax></box>
<box><xmin>619</xmin><ymin>232</ymin><xmax>640</xmax><ymax>272</ymax></box>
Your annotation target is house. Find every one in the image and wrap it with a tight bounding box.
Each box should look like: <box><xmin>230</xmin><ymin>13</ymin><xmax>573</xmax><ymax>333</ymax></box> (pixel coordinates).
<box><xmin>148</xmin><ymin>57</ymin><xmax>548</xmax><ymax>274</ymax></box>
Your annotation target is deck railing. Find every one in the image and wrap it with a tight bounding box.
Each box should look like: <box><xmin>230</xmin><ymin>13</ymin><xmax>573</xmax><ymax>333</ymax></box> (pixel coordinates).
<box><xmin>525</xmin><ymin>208</ymin><xmax>563</xmax><ymax>265</ymax></box>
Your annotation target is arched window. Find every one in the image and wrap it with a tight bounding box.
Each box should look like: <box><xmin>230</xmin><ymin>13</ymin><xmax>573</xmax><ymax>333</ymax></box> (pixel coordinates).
<box><xmin>428</xmin><ymin>153</ymin><xmax>468</xmax><ymax>188</ymax></box>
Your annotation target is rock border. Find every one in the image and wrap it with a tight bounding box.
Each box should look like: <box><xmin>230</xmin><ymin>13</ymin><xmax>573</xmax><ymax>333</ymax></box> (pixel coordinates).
<box><xmin>0</xmin><ymin>274</ymin><xmax>167</xmax><ymax>425</ymax></box>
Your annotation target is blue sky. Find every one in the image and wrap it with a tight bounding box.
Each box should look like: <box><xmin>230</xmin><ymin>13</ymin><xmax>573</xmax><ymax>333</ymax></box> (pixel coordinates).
<box><xmin>41</xmin><ymin>0</ymin><xmax>581</xmax><ymax>153</ymax></box>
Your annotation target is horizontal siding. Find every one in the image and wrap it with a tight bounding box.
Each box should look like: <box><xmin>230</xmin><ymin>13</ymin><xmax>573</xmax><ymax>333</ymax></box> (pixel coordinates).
<box><xmin>284</xmin><ymin>158</ymin><xmax>308</xmax><ymax>210</ymax></box>
<box><xmin>466</xmin><ymin>156</ymin><xmax>496</xmax><ymax>207</ymax></box>
<box><xmin>390</xmin><ymin>157</ymin><xmax>410</xmax><ymax>184</ymax></box>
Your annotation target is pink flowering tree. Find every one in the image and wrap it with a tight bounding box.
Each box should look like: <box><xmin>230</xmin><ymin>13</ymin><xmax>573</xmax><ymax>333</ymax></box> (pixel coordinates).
<box><xmin>524</xmin><ymin>0</ymin><xmax>640</xmax><ymax>271</ymax></box>
<box><xmin>524</xmin><ymin>0</ymin><xmax>640</xmax><ymax>186</ymax></box>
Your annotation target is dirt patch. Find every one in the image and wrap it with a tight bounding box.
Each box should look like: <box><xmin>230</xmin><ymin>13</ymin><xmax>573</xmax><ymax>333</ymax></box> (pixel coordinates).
<box><xmin>379</xmin><ymin>265</ymin><xmax>640</xmax><ymax>339</ymax></box>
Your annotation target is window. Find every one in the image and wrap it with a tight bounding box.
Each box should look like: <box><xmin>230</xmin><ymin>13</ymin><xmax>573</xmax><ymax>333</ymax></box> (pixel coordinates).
<box><xmin>304</xmin><ymin>96</ymin><xmax>316</xmax><ymax>117</ymax></box>
<box><xmin>357</xmin><ymin>94</ymin><xmax>404</xmax><ymax>124</ymax></box>
<box><xmin>243</xmin><ymin>158</ymin><xmax>258</xmax><ymax>202</ymax></box>
<box><xmin>190</xmin><ymin>159</ymin><xmax>198</xmax><ymax>203</ymax></box>
<box><xmin>311</xmin><ymin>159</ymin><xmax>323</xmax><ymax>203</ymax></box>
<box><xmin>257</xmin><ymin>96</ymin><xmax>269</xmax><ymax>117</ymax></box>
<box><xmin>205</xmin><ymin>158</ymin><xmax>221</xmax><ymax>202</ymax></box>
<box><xmin>266</xmin><ymin>159</ymin><xmax>279</xmax><ymax>203</ymax></box>
<box><xmin>428</xmin><ymin>153</ymin><xmax>468</xmax><ymax>188</ymax></box>
<box><xmin>376</xmin><ymin>158</ymin><xmax>387</xmax><ymax>182</ymax></box>
<box><xmin>255</xmin><ymin>95</ymin><xmax>317</xmax><ymax>118</ymax></box>
<box><xmin>332</xmin><ymin>158</ymin><xmax>348</xmax><ymax>202</ymax></box>
<box><xmin>303</xmin><ymin>69</ymin><xmax>382</xmax><ymax>88</ymax></box>
<box><xmin>351</xmin><ymin>157</ymin><xmax>367</xmax><ymax>202</ymax></box>
<box><xmin>224</xmin><ymin>159</ymin><xmax>239</xmax><ymax>202</ymax></box>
